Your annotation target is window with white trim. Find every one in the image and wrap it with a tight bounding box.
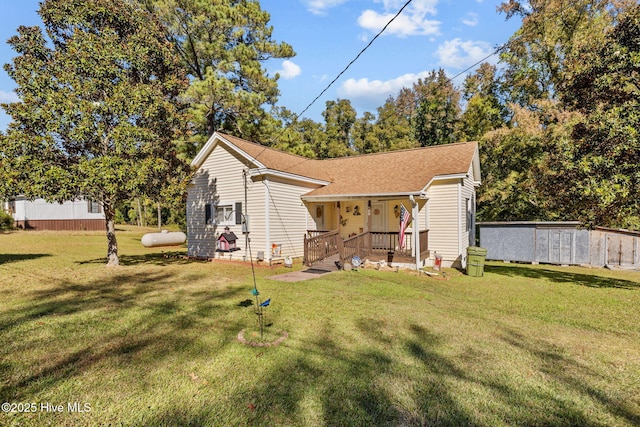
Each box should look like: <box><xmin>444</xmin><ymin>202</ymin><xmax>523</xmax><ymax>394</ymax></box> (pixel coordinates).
<box><xmin>215</xmin><ymin>204</ymin><xmax>234</xmax><ymax>225</ymax></box>
<box><xmin>205</xmin><ymin>202</ymin><xmax>241</xmax><ymax>226</ymax></box>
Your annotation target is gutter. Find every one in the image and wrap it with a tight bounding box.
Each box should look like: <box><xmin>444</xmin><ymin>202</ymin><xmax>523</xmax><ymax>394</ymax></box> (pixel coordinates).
<box><xmin>302</xmin><ymin>191</ymin><xmax>424</xmax><ymax>203</ymax></box>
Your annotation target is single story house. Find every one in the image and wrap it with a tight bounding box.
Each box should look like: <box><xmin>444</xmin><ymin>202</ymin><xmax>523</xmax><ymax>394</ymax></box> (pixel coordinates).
<box><xmin>186</xmin><ymin>132</ymin><xmax>481</xmax><ymax>269</ymax></box>
<box><xmin>4</xmin><ymin>196</ymin><xmax>105</xmax><ymax>231</ymax></box>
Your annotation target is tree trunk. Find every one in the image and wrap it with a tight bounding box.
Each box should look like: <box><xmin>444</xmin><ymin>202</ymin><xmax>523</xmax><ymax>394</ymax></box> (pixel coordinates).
<box><xmin>104</xmin><ymin>204</ymin><xmax>119</xmax><ymax>266</ymax></box>
<box><xmin>136</xmin><ymin>197</ymin><xmax>142</xmax><ymax>227</ymax></box>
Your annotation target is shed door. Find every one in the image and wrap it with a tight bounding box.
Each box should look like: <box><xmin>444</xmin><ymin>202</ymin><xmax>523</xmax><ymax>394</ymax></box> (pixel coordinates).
<box><xmin>550</xmin><ymin>230</ymin><xmax>573</xmax><ymax>264</ymax></box>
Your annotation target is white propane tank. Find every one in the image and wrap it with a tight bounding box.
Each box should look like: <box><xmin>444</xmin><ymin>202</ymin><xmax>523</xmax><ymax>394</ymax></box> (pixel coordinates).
<box><xmin>141</xmin><ymin>230</ymin><xmax>186</xmax><ymax>247</ymax></box>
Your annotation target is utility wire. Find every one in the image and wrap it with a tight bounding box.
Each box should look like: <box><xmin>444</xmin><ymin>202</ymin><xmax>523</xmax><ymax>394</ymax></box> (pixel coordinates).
<box><xmin>297</xmin><ymin>0</ymin><xmax>517</xmax><ymax>119</ymax></box>
<box><xmin>297</xmin><ymin>0</ymin><xmax>414</xmax><ymax>117</ymax></box>
<box><xmin>448</xmin><ymin>40</ymin><xmax>511</xmax><ymax>83</ymax></box>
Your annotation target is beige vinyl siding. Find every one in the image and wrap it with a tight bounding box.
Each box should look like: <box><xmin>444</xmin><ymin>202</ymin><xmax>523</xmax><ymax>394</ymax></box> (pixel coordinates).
<box><xmin>459</xmin><ymin>164</ymin><xmax>476</xmax><ymax>264</ymax></box>
<box><xmin>243</xmin><ymin>177</ymin><xmax>266</xmax><ymax>261</ymax></box>
<box><xmin>425</xmin><ymin>178</ymin><xmax>461</xmax><ymax>266</ymax></box>
<box><xmin>187</xmin><ymin>144</ymin><xmax>262</xmax><ymax>258</ymax></box>
<box><xmin>266</xmin><ymin>177</ymin><xmax>317</xmax><ymax>260</ymax></box>
<box><xmin>186</xmin><ymin>174</ymin><xmax>216</xmax><ymax>258</ymax></box>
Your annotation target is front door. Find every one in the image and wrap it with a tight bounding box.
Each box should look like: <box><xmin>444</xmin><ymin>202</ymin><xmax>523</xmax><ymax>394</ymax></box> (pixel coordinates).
<box><xmin>371</xmin><ymin>202</ymin><xmax>388</xmax><ymax>249</ymax></box>
<box><xmin>314</xmin><ymin>204</ymin><xmax>325</xmax><ymax>231</ymax></box>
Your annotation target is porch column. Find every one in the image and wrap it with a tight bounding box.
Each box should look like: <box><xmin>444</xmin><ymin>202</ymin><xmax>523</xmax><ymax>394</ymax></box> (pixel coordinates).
<box><xmin>336</xmin><ymin>201</ymin><xmax>341</xmax><ymax>234</ymax></box>
<box><xmin>367</xmin><ymin>200</ymin><xmax>372</xmax><ymax>253</ymax></box>
<box><xmin>411</xmin><ymin>197</ymin><xmax>420</xmax><ymax>268</ymax></box>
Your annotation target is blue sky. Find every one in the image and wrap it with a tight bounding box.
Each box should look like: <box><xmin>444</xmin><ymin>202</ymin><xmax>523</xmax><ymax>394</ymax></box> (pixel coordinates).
<box><xmin>0</xmin><ymin>0</ymin><xmax>521</xmax><ymax>131</ymax></box>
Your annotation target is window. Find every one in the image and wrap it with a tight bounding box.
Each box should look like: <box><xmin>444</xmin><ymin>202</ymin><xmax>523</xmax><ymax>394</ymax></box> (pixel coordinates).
<box><xmin>205</xmin><ymin>202</ymin><xmax>241</xmax><ymax>226</ymax></box>
<box><xmin>215</xmin><ymin>204</ymin><xmax>234</xmax><ymax>225</ymax></box>
<box><xmin>87</xmin><ymin>199</ymin><xmax>101</xmax><ymax>214</ymax></box>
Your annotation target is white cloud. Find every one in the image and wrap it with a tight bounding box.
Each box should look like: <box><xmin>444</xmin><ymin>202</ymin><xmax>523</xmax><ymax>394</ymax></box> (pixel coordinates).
<box><xmin>0</xmin><ymin>90</ymin><xmax>18</xmax><ymax>104</ymax></box>
<box><xmin>358</xmin><ymin>0</ymin><xmax>440</xmax><ymax>38</ymax></box>
<box><xmin>303</xmin><ymin>0</ymin><xmax>348</xmax><ymax>15</ymax></box>
<box><xmin>435</xmin><ymin>38</ymin><xmax>493</xmax><ymax>69</ymax></box>
<box><xmin>337</xmin><ymin>71</ymin><xmax>433</xmax><ymax>110</ymax></box>
<box><xmin>276</xmin><ymin>60</ymin><xmax>302</xmax><ymax>80</ymax></box>
<box><xmin>462</xmin><ymin>12</ymin><xmax>479</xmax><ymax>27</ymax></box>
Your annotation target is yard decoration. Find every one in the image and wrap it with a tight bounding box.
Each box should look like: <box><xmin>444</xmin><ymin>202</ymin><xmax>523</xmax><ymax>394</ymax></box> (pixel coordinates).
<box><xmin>352</xmin><ymin>256</ymin><xmax>362</xmax><ymax>269</ymax></box>
<box><xmin>238</xmin><ymin>169</ymin><xmax>286</xmax><ymax>344</ymax></box>
<box><xmin>247</xmin><ymin>240</ymin><xmax>267</xmax><ymax>340</ymax></box>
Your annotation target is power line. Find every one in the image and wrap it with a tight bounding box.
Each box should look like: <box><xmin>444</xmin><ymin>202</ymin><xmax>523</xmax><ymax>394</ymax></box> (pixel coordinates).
<box><xmin>297</xmin><ymin>0</ymin><xmax>415</xmax><ymax>117</ymax></box>
<box><xmin>449</xmin><ymin>42</ymin><xmax>509</xmax><ymax>83</ymax></box>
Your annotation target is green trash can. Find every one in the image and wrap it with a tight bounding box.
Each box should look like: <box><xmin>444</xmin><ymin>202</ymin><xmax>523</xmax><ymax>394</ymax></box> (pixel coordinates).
<box><xmin>466</xmin><ymin>246</ymin><xmax>487</xmax><ymax>277</ymax></box>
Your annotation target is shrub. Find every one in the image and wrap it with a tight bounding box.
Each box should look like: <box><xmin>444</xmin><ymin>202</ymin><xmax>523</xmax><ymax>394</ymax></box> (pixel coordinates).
<box><xmin>0</xmin><ymin>211</ymin><xmax>14</xmax><ymax>231</ymax></box>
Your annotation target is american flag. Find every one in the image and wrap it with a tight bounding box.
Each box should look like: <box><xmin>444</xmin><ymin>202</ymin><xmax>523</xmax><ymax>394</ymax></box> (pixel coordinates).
<box><xmin>399</xmin><ymin>204</ymin><xmax>411</xmax><ymax>250</ymax></box>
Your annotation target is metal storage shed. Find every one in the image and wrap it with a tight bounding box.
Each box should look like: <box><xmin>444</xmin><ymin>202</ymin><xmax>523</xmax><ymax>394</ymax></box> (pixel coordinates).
<box><xmin>478</xmin><ymin>222</ymin><xmax>640</xmax><ymax>268</ymax></box>
<box><xmin>479</xmin><ymin>222</ymin><xmax>590</xmax><ymax>265</ymax></box>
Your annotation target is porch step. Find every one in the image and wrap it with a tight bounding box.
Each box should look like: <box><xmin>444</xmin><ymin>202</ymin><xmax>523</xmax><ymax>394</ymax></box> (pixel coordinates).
<box><xmin>310</xmin><ymin>254</ymin><xmax>341</xmax><ymax>272</ymax></box>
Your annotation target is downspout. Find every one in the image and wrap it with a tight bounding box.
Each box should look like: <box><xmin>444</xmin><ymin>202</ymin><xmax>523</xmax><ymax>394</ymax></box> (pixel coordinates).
<box><xmin>264</xmin><ymin>176</ymin><xmax>271</xmax><ymax>262</ymax></box>
<box><xmin>410</xmin><ymin>195</ymin><xmax>420</xmax><ymax>269</ymax></box>
<box><xmin>458</xmin><ymin>180</ymin><xmax>462</xmax><ymax>267</ymax></box>
<box><xmin>243</xmin><ymin>169</ymin><xmax>248</xmax><ymax>261</ymax></box>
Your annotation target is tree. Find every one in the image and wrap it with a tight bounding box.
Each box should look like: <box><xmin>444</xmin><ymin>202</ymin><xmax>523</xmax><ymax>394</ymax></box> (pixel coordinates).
<box><xmin>143</xmin><ymin>0</ymin><xmax>295</xmax><ymax>157</ymax></box>
<box><xmin>322</xmin><ymin>99</ymin><xmax>356</xmax><ymax>158</ymax></box>
<box><xmin>266</xmin><ymin>107</ymin><xmax>317</xmax><ymax>158</ymax></box>
<box><xmin>477</xmin><ymin>102</ymin><xmax>558</xmax><ymax>222</ymax></box>
<box><xmin>548</xmin><ymin>3</ymin><xmax>640</xmax><ymax>228</ymax></box>
<box><xmin>458</xmin><ymin>63</ymin><xmax>509</xmax><ymax>141</ymax></box>
<box><xmin>351</xmin><ymin>112</ymin><xmax>378</xmax><ymax>155</ymax></box>
<box><xmin>371</xmin><ymin>91</ymin><xmax>416</xmax><ymax>152</ymax></box>
<box><xmin>498</xmin><ymin>0</ymin><xmax>631</xmax><ymax>106</ymax></box>
<box><xmin>1</xmin><ymin>0</ymin><xmax>189</xmax><ymax>265</ymax></box>
<box><xmin>411</xmin><ymin>69</ymin><xmax>460</xmax><ymax>146</ymax></box>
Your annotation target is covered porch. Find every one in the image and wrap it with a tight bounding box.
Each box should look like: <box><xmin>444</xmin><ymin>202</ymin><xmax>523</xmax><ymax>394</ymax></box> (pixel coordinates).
<box><xmin>303</xmin><ymin>197</ymin><xmax>430</xmax><ymax>269</ymax></box>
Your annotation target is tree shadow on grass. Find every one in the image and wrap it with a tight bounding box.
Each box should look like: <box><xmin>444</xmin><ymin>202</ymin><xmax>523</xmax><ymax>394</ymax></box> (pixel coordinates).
<box><xmin>0</xmin><ymin>253</ymin><xmax>51</xmax><ymax>265</ymax></box>
<box><xmin>498</xmin><ymin>326</ymin><xmax>640</xmax><ymax>426</ymax></box>
<box><xmin>408</xmin><ymin>323</ymin><xmax>611</xmax><ymax>426</ymax></box>
<box><xmin>76</xmin><ymin>251</ymin><xmax>194</xmax><ymax>266</ymax></box>
<box><xmin>228</xmin><ymin>320</ymin><xmax>404</xmax><ymax>426</ymax></box>
<box><xmin>486</xmin><ymin>264</ymin><xmax>640</xmax><ymax>290</ymax></box>
<box><xmin>0</xmin><ymin>267</ymin><xmax>246</xmax><ymax>404</ymax></box>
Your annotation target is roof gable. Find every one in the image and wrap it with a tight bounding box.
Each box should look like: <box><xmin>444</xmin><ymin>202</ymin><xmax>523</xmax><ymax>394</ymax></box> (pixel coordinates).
<box><xmin>191</xmin><ymin>132</ymin><xmax>480</xmax><ymax>198</ymax></box>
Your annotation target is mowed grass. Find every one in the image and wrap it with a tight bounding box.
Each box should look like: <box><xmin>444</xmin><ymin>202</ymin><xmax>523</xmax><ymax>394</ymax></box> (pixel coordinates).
<box><xmin>1</xmin><ymin>227</ymin><xmax>639</xmax><ymax>426</ymax></box>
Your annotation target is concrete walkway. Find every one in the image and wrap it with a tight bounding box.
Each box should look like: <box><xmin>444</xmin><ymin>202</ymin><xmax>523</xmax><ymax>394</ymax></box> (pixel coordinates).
<box><xmin>266</xmin><ymin>254</ymin><xmax>340</xmax><ymax>282</ymax></box>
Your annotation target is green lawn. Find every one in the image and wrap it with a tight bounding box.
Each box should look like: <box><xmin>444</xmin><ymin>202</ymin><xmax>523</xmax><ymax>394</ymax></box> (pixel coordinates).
<box><xmin>1</xmin><ymin>227</ymin><xmax>639</xmax><ymax>426</ymax></box>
